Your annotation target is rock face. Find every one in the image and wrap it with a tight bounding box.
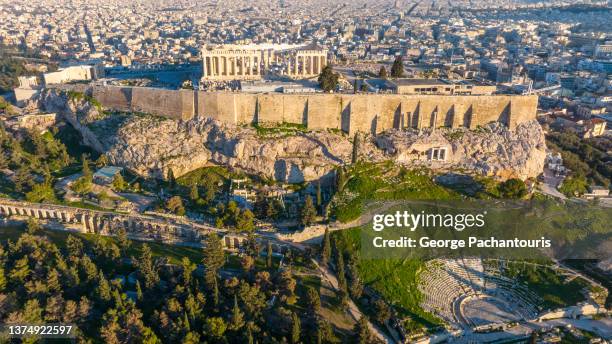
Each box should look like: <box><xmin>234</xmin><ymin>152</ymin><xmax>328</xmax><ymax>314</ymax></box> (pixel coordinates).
<box><xmin>375</xmin><ymin>120</ymin><xmax>547</xmax><ymax>180</ymax></box>
<box><xmin>34</xmin><ymin>89</ymin><xmax>546</xmax><ymax>182</ymax></box>
<box><xmin>37</xmin><ymin>89</ymin><xmax>106</xmax><ymax>152</ymax></box>
<box><xmin>105</xmin><ymin>116</ymin><xmax>376</xmax><ymax>181</ymax></box>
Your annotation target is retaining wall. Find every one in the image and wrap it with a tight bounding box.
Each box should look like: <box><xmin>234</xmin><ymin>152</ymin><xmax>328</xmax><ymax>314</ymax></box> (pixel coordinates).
<box><xmin>90</xmin><ymin>85</ymin><xmax>538</xmax><ymax>134</ymax></box>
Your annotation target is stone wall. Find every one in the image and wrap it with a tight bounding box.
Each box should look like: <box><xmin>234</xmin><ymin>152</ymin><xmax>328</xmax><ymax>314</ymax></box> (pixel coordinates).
<box><xmin>90</xmin><ymin>85</ymin><xmax>538</xmax><ymax>134</ymax></box>
<box><xmin>0</xmin><ymin>198</ymin><xmax>215</xmax><ymax>244</ymax></box>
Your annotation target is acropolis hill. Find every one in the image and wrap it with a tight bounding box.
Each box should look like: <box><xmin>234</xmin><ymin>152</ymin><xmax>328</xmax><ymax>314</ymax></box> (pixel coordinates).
<box><xmin>37</xmin><ymin>86</ymin><xmax>545</xmax><ymax>183</ymax></box>
<box><xmin>86</xmin><ymin>85</ymin><xmax>538</xmax><ymax>135</ymax></box>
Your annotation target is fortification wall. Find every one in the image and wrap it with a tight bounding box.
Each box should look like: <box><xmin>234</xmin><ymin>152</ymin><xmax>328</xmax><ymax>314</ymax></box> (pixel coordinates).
<box><xmin>88</xmin><ymin>86</ymin><xmax>538</xmax><ymax>134</ymax></box>
<box><xmin>92</xmin><ymin>85</ymin><xmax>131</xmax><ymax>111</ymax></box>
<box><xmin>131</xmin><ymin>87</ymin><xmax>194</xmax><ymax>120</ymax></box>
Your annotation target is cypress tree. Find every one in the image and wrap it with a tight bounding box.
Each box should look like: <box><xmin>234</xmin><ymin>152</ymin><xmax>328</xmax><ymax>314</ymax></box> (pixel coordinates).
<box><xmin>391</xmin><ymin>55</ymin><xmax>404</xmax><ymax>78</ymax></box>
<box><xmin>336</xmin><ymin>168</ymin><xmax>346</xmax><ymax>192</ymax></box>
<box><xmin>230</xmin><ymin>295</ymin><xmax>244</xmax><ymax>330</ymax></box>
<box><xmin>135</xmin><ymin>280</ymin><xmax>143</xmax><ymax>301</ymax></box>
<box><xmin>189</xmin><ymin>183</ymin><xmax>199</xmax><ymax>201</ymax></box>
<box><xmin>266</xmin><ymin>241</ymin><xmax>273</xmax><ymax>268</ymax></box>
<box><xmin>300</xmin><ymin>196</ymin><xmax>317</xmax><ymax>227</ymax></box>
<box><xmin>316</xmin><ymin>181</ymin><xmax>322</xmax><ymax>210</ymax></box>
<box><xmin>354</xmin><ymin>316</ymin><xmax>371</xmax><ymax>344</ymax></box>
<box><xmin>167</xmin><ymin>168</ymin><xmax>175</xmax><ymax>188</ymax></box>
<box><xmin>351</xmin><ymin>132</ymin><xmax>360</xmax><ymax>164</ymax></box>
<box><xmin>321</xmin><ymin>228</ymin><xmax>331</xmax><ymax>266</ymax></box>
<box><xmin>379</xmin><ymin>66</ymin><xmax>388</xmax><ymax>79</ymax></box>
<box><xmin>291</xmin><ymin>312</ymin><xmax>301</xmax><ymax>344</ymax></box>
<box><xmin>336</xmin><ymin>248</ymin><xmax>347</xmax><ymax>292</ymax></box>
<box><xmin>0</xmin><ymin>267</ymin><xmax>6</xmax><ymax>292</ymax></box>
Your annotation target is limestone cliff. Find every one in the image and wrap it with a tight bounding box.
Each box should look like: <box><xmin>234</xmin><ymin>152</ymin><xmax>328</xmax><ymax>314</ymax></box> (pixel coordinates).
<box><xmin>375</xmin><ymin>120</ymin><xmax>546</xmax><ymax>180</ymax></box>
<box><xmin>34</xmin><ymin>89</ymin><xmax>546</xmax><ymax>182</ymax></box>
<box><xmin>105</xmin><ymin>116</ymin><xmax>365</xmax><ymax>181</ymax></box>
<box><xmin>37</xmin><ymin>89</ymin><xmax>106</xmax><ymax>152</ymax></box>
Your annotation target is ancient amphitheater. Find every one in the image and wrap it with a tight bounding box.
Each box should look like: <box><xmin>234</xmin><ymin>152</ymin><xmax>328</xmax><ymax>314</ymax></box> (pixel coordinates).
<box><xmin>419</xmin><ymin>258</ymin><xmax>543</xmax><ymax>330</ymax></box>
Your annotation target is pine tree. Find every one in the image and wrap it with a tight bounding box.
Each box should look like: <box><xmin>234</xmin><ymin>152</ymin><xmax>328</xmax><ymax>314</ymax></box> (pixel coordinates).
<box><xmin>321</xmin><ymin>228</ymin><xmax>331</xmax><ymax>266</ymax></box>
<box><xmin>300</xmin><ymin>196</ymin><xmax>317</xmax><ymax>227</ymax></box>
<box><xmin>10</xmin><ymin>256</ymin><xmax>30</xmax><ymax>283</ymax></box>
<box><xmin>202</xmin><ymin>233</ymin><xmax>224</xmax><ymax>287</ymax></box>
<box><xmin>318</xmin><ymin>65</ymin><xmax>339</xmax><ymax>92</ymax></box>
<box><xmin>27</xmin><ymin>218</ymin><xmax>42</xmax><ymax>234</ymax></box>
<box><xmin>47</xmin><ymin>268</ymin><xmax>61</xmax><ymax>294</ymax></box>
<box><xmin>291</xmin><ymin>312</ymin><xmax>301</xmax><ymax>344</ymax></box>
<box><xmin>66</xmin><ymin>235</ymin><xmax>84</xmax><ymax>257</ymax></box>
<box><xmin>0</xmin><ymin>267</ymin><xmax>6</xmax><ymax>292</ymax></box>
<box><xmin>96</xmin><ymin>271</ymin><xmax>111</xmax><ymax>302</ymax></box>
<box><xmin>181</xmin><ymin>257</ymin><xmax>196</xmax><ymax>286</ymax></box>
<box><xmin>189</xmin><ymin>183</ymin><xmax>199</xmax><ymax>201</ymax></box>
<box><xmin>112</xmin><ymin>173</ymin><xmax>127</xmax><ymax>191</ymax></box>
<box><xmin>352</xmin><ymin>132</ymin><xmax>360</xmax><ymax>164</ymax></box>
<box><xmin>136</xmin><ymin>244</ymin><xmax>159</xmax><ymax>290</ymax></box>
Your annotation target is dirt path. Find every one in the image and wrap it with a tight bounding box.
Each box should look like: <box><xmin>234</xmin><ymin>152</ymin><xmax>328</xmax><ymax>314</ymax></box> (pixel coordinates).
<box><xmin>311</xmin><ymin>259</ymin><xmax>395</xmax><ymax>344</ymax></box>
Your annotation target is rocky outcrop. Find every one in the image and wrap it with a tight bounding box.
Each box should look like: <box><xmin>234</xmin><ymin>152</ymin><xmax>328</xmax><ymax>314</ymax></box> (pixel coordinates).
<box><xmin>376</xmin><ymin>120</ymin><xmax>547</xmax><ymax>180</ymax></box>
<box><xmin>36</xmin><ymin>89</ymin><xmax>106</xmax><ymax>152</ymax></box>
<box><xmin>33</xmin><ymin>89</ymin><xmax>546</xmax><ymax>182</ymax></box>
<box><xmin>105</xmin><ymin>116</ymin><xmax>368</xmax><ymax>181</ymax></box>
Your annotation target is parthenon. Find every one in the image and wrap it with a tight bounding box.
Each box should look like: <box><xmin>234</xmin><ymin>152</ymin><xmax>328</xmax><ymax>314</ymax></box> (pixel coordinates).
<box><xmin>201</xmin><ymin>43</ymin><xmax>328</xmax><ymax>81</ymax></box>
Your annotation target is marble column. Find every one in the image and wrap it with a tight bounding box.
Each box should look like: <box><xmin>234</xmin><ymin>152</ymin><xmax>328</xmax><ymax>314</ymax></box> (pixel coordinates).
<box><xmin>203</xmin><ymin>56</ymin><xmax>208</xmax><ymax>77</ymax></box>
<box><xmin>308</xmin><ymin>55</ymin><xmax>313</xmax><ymax>75</ymax></box>
<box><xmin>258</xmin><ymin>55</ymin><xmax>263</xmax><ymax>75</ymax></box>
<box><xmin>241</xmin><ymin>56</ymin><xmax>246</xmax><ymax>76</ymax></box>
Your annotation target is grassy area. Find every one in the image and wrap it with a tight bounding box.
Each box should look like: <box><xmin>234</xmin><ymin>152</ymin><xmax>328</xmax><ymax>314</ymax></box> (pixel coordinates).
<box><xmin>332</xmin><ymin>227</ymin><xmax>443</xmax><ymax>333</ymax></box>
<box><xmin>546</xmin><ymin>132</ymin><xmax>611</xmax><ymax>191</ymax></box>
<box><xmin>331</xmin><ymin>161</ymin><xmax>462</xmax><ymax>222</ymax></box>
<box><xmin>293</xmin><ymin>274</ymin><xmax>322</xmax><ymax>312</ymax></box>
<box><xmin>252</xmin><ymin>122</ymin><xmax>308</xmax><ymax>138</ymax></box>
<box><xmin>176</xmin><ymin>165</ymin><xmax>231</xmax><ymax>187</ymax></box>
<box><xmin>0</xmin><ymin>224</ymin><xmax>204</xmax><ymax>265</ymax></box>
<box><xmin>503</xmin><ymin>262</ymin><xmax>590</xmax><ymax>310</ymax></box>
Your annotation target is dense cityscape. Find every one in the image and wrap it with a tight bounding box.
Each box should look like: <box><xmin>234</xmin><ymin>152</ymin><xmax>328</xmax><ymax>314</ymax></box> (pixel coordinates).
<box><xmin>0</xmin><ymin>0</ymin><xmax>611</xmax><ymax>343</ymax></box>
